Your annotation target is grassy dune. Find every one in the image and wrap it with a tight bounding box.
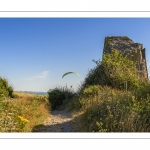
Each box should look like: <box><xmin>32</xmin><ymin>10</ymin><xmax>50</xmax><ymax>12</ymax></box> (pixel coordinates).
<box><xmin>63</xmin><ymin>85</ymin><xmax>150</xmax><ymax>132</ymax></box>
<box><xmin>0</xmin><ymin>92</ymin><xmax>51</xmax><ymax>132</ymax></box>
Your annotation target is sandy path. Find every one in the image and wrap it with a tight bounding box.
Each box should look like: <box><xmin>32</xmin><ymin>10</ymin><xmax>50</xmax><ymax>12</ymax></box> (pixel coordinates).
<box><xmin>32</xmin><ymin>109</ymin><xmax>76</xmax><ymax>132</ymax></box>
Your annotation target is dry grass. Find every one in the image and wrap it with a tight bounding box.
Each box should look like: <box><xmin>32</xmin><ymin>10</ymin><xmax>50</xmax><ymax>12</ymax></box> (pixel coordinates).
<box><xmin>67</xmin><ymin>85</ymin><xmax>150</xmax><ymax>132</ymax></box>
<box><xmin>0</xmin><ymin>92</ymin><xmax>51</xmax><ymax>132</ymax></box>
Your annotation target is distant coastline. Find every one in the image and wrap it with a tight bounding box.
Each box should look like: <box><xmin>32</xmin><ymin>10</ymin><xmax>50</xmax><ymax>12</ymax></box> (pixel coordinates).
<box><xmin>15</xmin><ymin>91</ymin><xmax>47</xmax><ymax>95</ymax></box>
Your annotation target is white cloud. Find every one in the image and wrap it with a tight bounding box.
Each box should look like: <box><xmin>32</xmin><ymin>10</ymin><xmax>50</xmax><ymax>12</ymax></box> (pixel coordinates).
<box><xmin>25</xmin><ymin>71</ymin><xmax>50</xmax><ymax>81</ymax></box>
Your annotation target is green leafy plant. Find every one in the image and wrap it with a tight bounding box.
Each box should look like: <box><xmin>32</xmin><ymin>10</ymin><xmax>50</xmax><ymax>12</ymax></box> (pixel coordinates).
<box><xmin>80</xmin><ymin>49</ymin><xmax>145</xmax><ymax>93</ymax></box>
<box><xmin>47</xmin><ymin>86</ymin><xmax>74</xmax><ymax>110</ymax></box>
<box><xmin>0</xmin><ymin>77</ymin><xmax>13</xmax><ymax>98</ymax></box>
<box><xmin>101</xmin><ymin>49</ymin><xmax>142</xmax><ymax>90</ymax></box>
<box><xmin>83</xmin><ymin>85</ymin><xmax>102</xmax><ymax>97</ymax></box>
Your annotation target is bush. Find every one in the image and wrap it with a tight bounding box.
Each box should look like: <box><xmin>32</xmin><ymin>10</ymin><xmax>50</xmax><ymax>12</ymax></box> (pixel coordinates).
<box><xmin>47</xmin><ymin>86</ymin><xmax>74</xmax><ymax>110</ymax></box>
<box><xmin>101</xmin><ymin>49</ymin><xmax>143</xmax><ymax>90</ymax></box>
<box><xmin>0</xmin><ymin>77</ymin><xmax>13</xmax><ymax>98</ymax></box>
<box><xmin>74</xmin><ymin>85</ymin><xmax>150</xmax><ymax>132</ymax></box>
<box><xmin>78</xmin><ymin>60</ymin><xmax>108</xmax><ymax>93</ymax></box>
<box><xmin>65</xmin><ymin>50</ymin><xmax>150</xmax><ymax>132</ymax></box>
<box><xmin>83</xmin><ymin>85</ymin><xmax>103</xmax><ymax>97</ymax></box>
<box><xmin>133</xmin><ymin>81</ymin><xmax>150</xmax><ymax>99</ymax></box>
<box><xmin>80</xmin><ymin>49</ymin><xmax>145</xmax><ymax>92</ymax></box>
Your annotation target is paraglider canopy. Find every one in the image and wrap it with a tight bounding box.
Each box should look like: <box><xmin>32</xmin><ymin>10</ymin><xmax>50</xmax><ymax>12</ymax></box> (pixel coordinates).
<box><xmin>62</xmin><ymin>72</ymin><xmax>80</xmax><ymax>78</ymax></box>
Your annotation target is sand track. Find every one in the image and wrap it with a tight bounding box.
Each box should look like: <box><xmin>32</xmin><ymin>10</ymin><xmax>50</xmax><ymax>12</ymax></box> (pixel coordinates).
<box><xmin>32</xmin><ymin>109</ymin><xmax>76</xmax><ymax>132</ymax></box>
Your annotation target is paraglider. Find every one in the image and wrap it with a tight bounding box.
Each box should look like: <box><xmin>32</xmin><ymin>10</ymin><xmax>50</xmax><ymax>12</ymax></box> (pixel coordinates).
<box><xmin>62</xmin><ymin>72</ymin><xmax>80</xmax><ymax>78</ymax></box>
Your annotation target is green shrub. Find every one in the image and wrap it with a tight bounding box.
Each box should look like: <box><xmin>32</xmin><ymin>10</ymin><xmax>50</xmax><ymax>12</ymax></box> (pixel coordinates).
<box><xmin>72</xmin><ymin>83</ymin><xmax>150</xmax><ymax>132</ymax></box>
<box><xmin>83</xmin><ymin>85</ymin><xmax>103</xmax><ymax>97</ymax></box>
<box><xmin>133</xmin><ymin>82</ymin><xmax>150</xmax><ymax>99</ymax></box>
<box><xmin>74</xmin><ymin>86</ymin><xmax>131</xmax><ymax>131</ymax></box>
<box><xmin>101</xmin><ymin>49</ymin><xmax>143</xmax><ymax>90</ymax></box>
<box><xmin>79</xmin><ymin>60</ymin><xmax>108</xmax><ymax>93</ymax></box>
<box><xmin>47</xmin><ymin>86</ymin><xmax>74</xmax><ymax>110</ymax></box>
<box><xmin>80</xmin><ymin>49</ymin><xmax>145</xmax><ymax>93</ymax></box>
<box><xmin>77</xmin><ymin>86</ymin><xmax>150</xmax><ymax>132</ymax></box>
<box><xmin>71</xmin><ymin>85</ymin><xmax>113</xmax><ymax>111</ymax></box>
<box><xmin>0</xmin><ymin>77</ymin><xmax>13</xmax><ymax>98</ymax></box>
<box><xmin>65</xmin><ymin>50</ymin><xmax>150</xmax><ymax>132</ymax></box>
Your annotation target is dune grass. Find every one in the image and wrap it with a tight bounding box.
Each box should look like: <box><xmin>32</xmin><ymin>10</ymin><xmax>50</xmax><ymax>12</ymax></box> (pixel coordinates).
<box><xmin>64</xmin><ymin>85</ymin><xmax>150</xmax><ymax>132</ymax></box>
<box><xmin>0</xmin><ymin>92</ymin><xmax>50</xmax><ymax>132</ymax></box>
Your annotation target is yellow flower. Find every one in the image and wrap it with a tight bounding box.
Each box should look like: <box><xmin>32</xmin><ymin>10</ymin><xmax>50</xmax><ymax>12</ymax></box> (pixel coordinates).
<box><xmin>18</xmin><ymin>116</ymin><xmax>29</xmax><ymax>123</ymax></box>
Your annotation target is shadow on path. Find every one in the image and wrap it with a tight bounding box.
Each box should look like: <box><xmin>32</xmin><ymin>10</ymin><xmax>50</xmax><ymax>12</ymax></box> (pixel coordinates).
<box><xmin>31</xmin><ymin>121</ymin><xmax>76</xmax><ymax>132</ymax></box>
<box><xmin>31</xmin><ymin>109</ymin><xmax>80</xmax><ymax>132</ymax></box>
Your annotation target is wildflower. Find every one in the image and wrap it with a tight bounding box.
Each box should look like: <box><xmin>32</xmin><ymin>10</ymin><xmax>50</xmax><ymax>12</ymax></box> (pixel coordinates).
<box><xmin>18</xmin><ymin>116</ymin><xmax>29</xmax><ymax>123</ymax></box>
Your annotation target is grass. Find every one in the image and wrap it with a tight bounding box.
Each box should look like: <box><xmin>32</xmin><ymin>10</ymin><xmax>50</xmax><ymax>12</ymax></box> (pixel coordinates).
<box><xmin>2</xmin><ymin>47</ymin><xmax>149</xmax><ymax>132</ymax></box>
<box><xmin>64</xmin><ymin>85</ymin><xmax>150</xmax><ymax>132</ymax></box>
<box><xmin>1</xmin><ymin>85</ymin><xmax>150</xmax><ymax>132</ymax></box>
<box><xmin>0</xmin><ymin>92</ymin><xmax>50</xmax><ymax>132</ymax></box>
<box><xmin>62</xmin><ymin>50</ymin><xmax>150</xmax><ymax>132</ymax></box>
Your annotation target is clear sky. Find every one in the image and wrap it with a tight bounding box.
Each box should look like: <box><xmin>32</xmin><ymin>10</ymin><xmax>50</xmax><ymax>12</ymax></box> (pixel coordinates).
<box><xmin>1</xmin><ymin>18</ymin><xmax>150</xmax><ymax>92</ymax></box>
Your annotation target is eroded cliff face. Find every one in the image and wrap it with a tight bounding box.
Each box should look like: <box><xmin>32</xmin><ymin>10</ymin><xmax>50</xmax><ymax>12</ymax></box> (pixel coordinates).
<box><xmin>103</xmin><ymin>36</ymin><xmax>148</xmax><ymax>79</ymax></box>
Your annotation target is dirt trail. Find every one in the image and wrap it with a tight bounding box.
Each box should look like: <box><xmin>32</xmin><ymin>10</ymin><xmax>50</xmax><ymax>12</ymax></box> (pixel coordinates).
<box><xmin>32</xmin><ymin>109</ymin><xmax>77</xmax><ymax>132</ymax></box>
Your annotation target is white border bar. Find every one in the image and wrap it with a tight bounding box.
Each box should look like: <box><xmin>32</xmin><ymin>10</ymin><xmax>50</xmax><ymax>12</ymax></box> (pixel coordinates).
<box><xmin>0</xmin><ymin>0</ymin><xmax>149</xmax><ymax>12</ymax></box>
<box><xmin>0</xmin><ymin>12</ymin><xmax>150</xmax><ymax>18</ymax></box>
<box><xmin>0</xmin><ymin>133</ymin><xmax>150</xmax><ymax>139</ymax></box>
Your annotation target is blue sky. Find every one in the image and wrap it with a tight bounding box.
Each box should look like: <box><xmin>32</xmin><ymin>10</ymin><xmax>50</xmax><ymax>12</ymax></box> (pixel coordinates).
<box><xmin>1</xmin><ymin>18</ymin><xmax>150</xmax><ymax>92</ymax></box>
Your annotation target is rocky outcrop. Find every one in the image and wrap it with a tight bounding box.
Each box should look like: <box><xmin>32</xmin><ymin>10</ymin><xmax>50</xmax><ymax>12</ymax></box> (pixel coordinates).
<box><xmin>103</xmin><ymin>36</ymin><xmax>148</xmax><ymax>79</ymax></box>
